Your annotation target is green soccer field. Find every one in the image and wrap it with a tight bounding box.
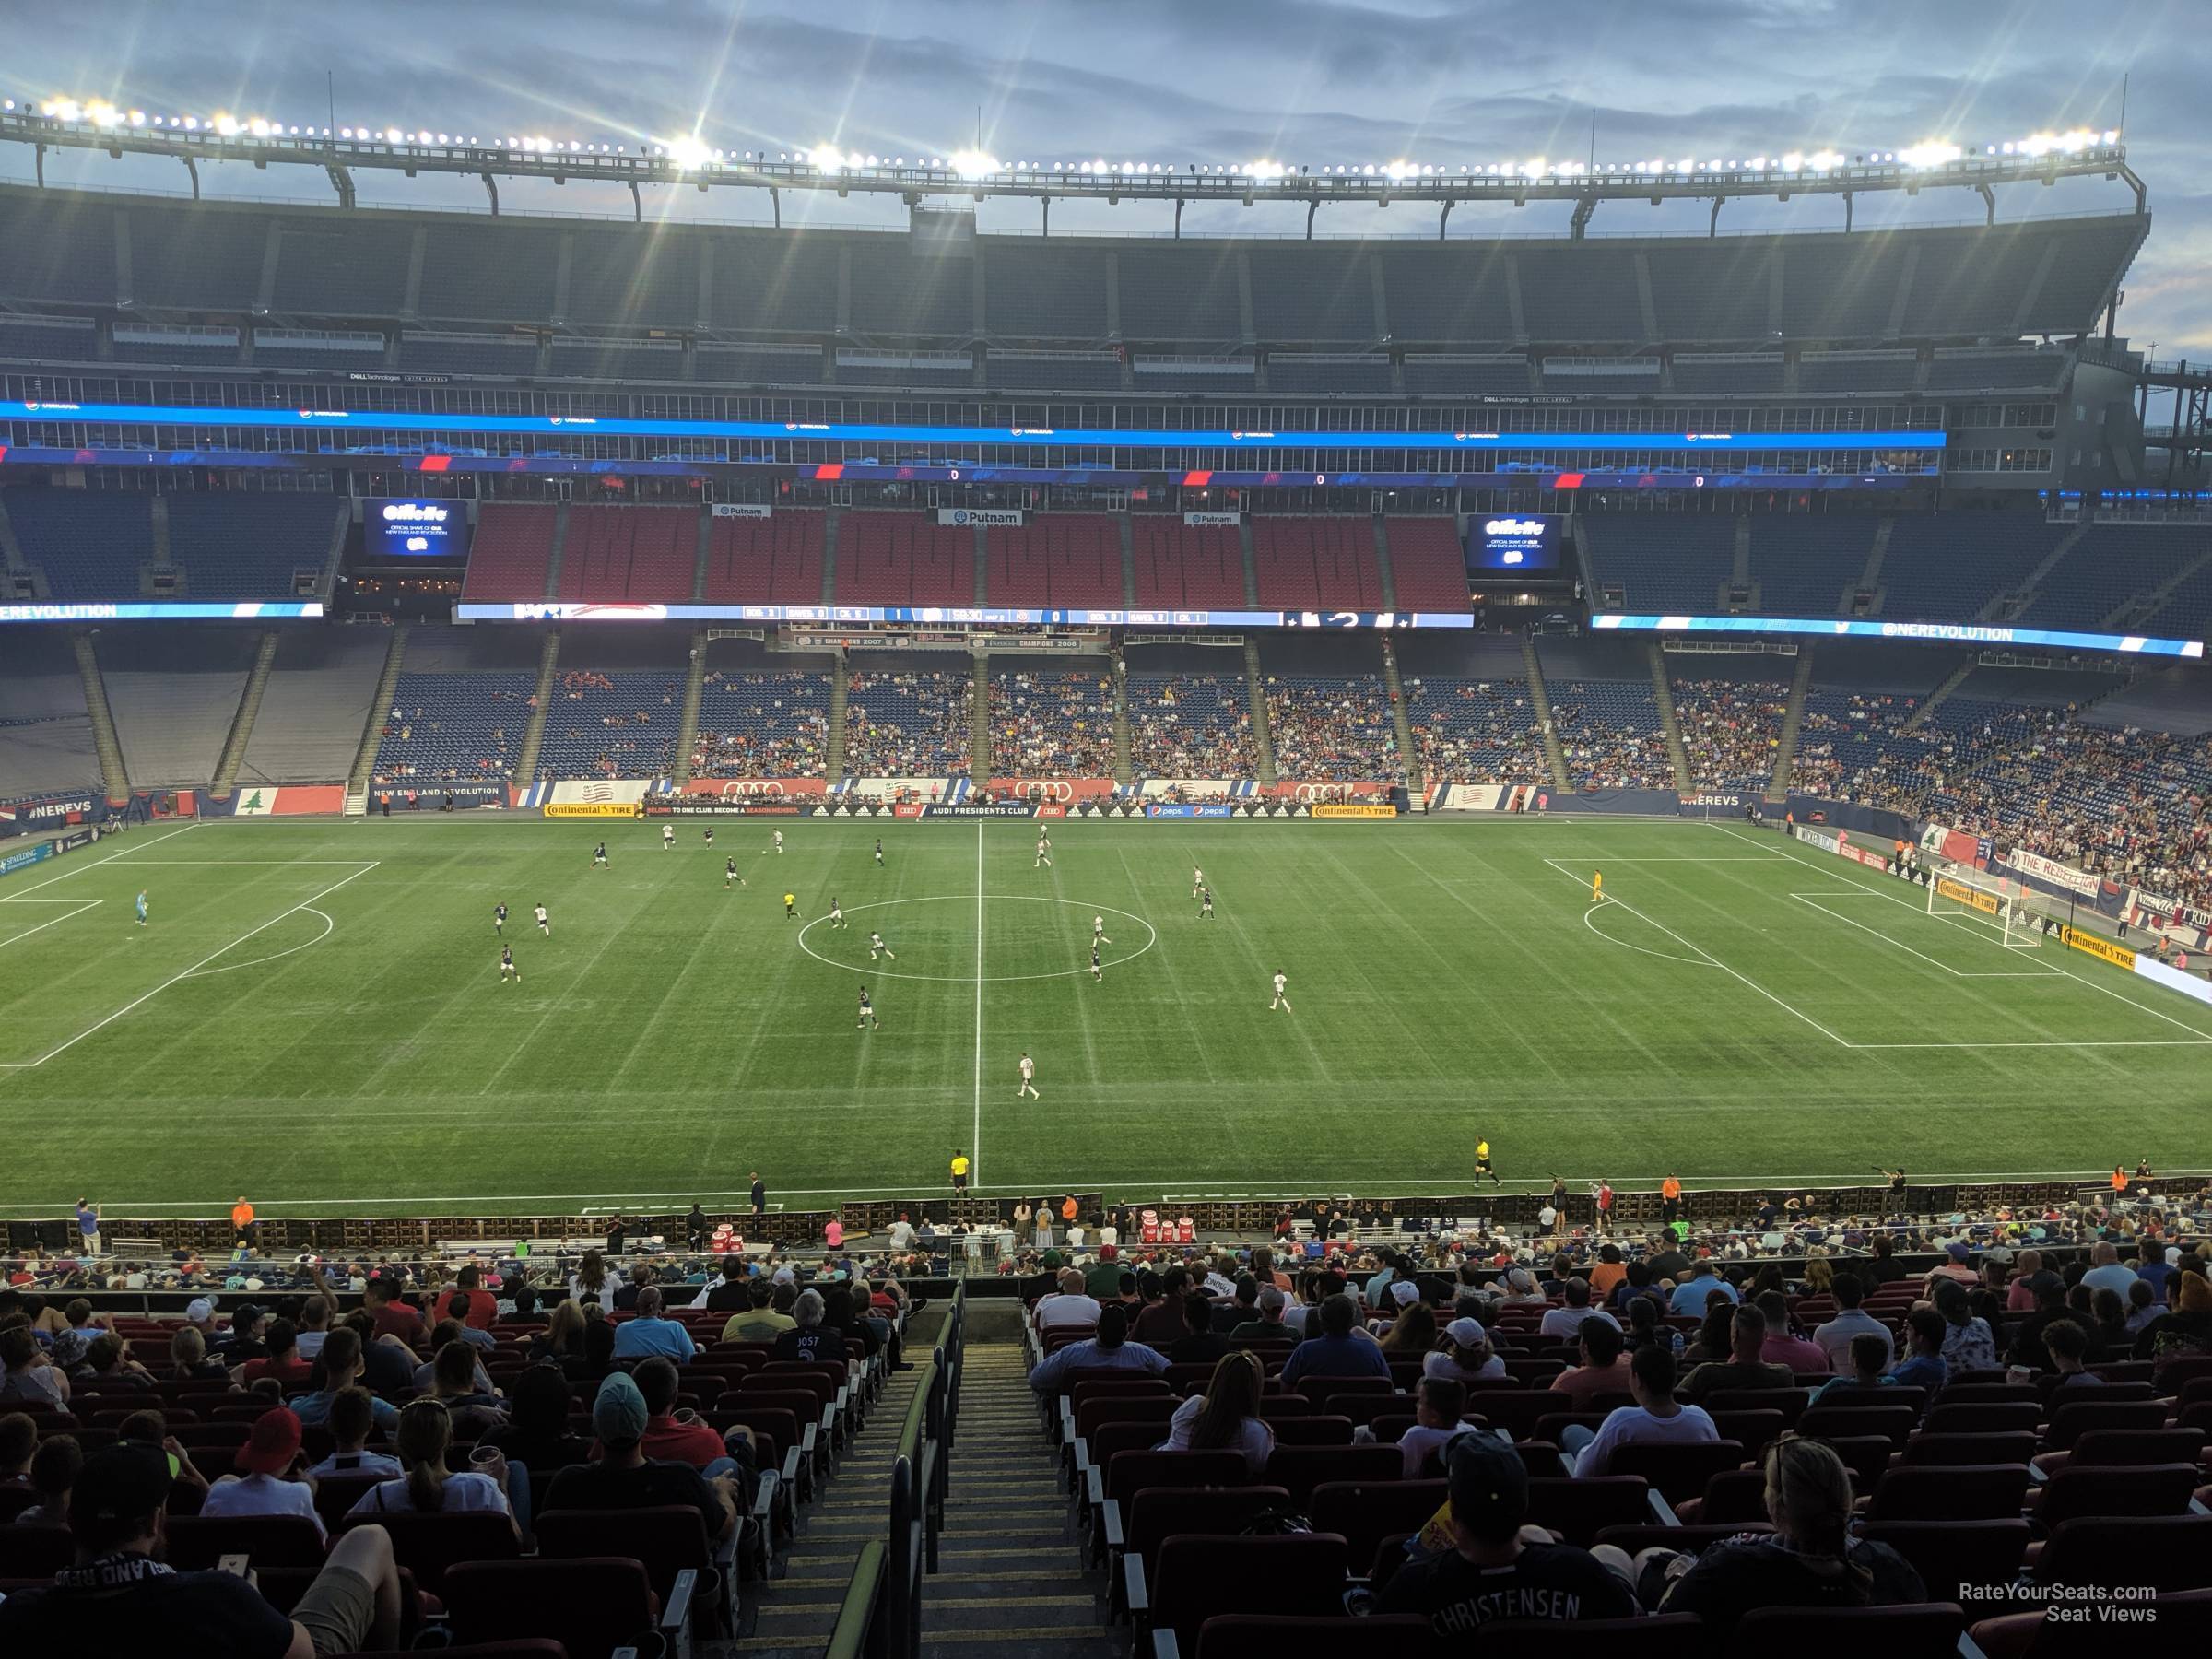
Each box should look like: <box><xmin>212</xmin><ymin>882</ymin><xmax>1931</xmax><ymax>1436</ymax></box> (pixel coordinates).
<box><xmin>3</xmin><ymin>812</ymin><xmax>2207</xmax><ymax>1219</ymax></box>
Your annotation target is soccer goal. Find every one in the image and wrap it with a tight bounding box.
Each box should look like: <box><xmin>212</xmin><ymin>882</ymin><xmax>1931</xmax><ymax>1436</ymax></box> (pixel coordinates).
<box><xmin>1926</xmin><ymin>867</ymin><xmax>2046</xmax><ymax>949</ymax></box>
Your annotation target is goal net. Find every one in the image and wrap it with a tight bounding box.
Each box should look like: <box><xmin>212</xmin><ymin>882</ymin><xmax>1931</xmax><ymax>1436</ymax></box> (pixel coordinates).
<box><xmin>1925</xmin><ymin>866</ymin><xmax>2046</xmax><ymax>949</ymax></box>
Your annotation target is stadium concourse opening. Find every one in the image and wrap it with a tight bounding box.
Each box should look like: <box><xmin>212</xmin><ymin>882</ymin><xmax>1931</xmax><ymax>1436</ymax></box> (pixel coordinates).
<box><xmin>1</xmin><ymin>62</ymin><xmax>2210</xmax><ymax>1652</ymax></box>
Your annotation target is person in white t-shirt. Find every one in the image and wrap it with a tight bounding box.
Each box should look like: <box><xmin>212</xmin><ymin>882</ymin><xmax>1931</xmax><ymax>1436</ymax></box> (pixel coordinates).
<box><xmin>1031</xmin><ymin>1267</ymin><xmax>1101</xmax><ymax>1334</ymax></box>
<box><xmin>1098</xmin><ymin>1222</ymin><xmax>1120</xmax><ymax>1250</ymax></box>
<box><xmin>1393</xmin><ymin>1376</ymin><xmax>1488</xmax><ymax>1478</ymax></box>
<box><xmin>200</xmin><ymin>1406</ymin><xmax>326</xmax><ymax>1541</ymax></box>
<box><xmin>1563</xmin><ymin>1343</ymin><xmax>1718</xmax><ymax>1477</ymax></box>
<box><xmin>1152</xmin><ymin>1351</ymin><xmax>1275</xmax><ymax>1475</ymax></box>
<box><xmin>1538</xmin><ymin>1279</ymin><xmax>1621</xmax><ymax>1343</ymax></box>
<box><xmin>347</xmin><ymin>1398</ymin><xmax>516</xmax><ymax>1535</ymax></box>
<box><xmin>305</xmin><ymin>1386</ymin><xmax>404</xmax><ymax>1481</ymax></box>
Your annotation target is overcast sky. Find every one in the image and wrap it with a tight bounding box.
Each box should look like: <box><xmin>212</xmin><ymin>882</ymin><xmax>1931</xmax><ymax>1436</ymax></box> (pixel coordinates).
<box><xmin>6</xmin><ymin>0</ymin><xmax>2206</xmax><ymax>352</ymax></box>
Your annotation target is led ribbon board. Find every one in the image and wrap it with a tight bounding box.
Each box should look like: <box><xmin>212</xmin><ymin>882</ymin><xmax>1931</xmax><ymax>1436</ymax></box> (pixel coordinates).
<box><xmin>1592</xmin><ymin>612</ymin><xmax>2206</xmax><ymax>659</ymax></box>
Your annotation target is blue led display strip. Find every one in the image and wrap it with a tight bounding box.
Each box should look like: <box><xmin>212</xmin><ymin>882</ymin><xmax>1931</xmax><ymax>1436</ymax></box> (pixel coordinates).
<box><xmin>1592</xmin><ymin>612</ymin><xmax>2205</xmax><ymax>659</ymax></box>
<box><xmin>0</xmin><ymin>601</ymin><xmax>327</xmax><ymax>624</ymax></box>
<box><xmin>0</xmin><ymin>401</ymin><xmax>1947</xmax><ymax>453</ymax></box>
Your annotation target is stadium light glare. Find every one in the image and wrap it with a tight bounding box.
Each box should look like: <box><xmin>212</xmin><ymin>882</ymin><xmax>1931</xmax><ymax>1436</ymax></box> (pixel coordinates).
<box><xmin>1807</xmin><ymin>149</ymin><xmax>1842</xmax><ymax>171</ymax></box>
<box><xmin>665</xmin><ymin>135</ymin><xmax>712</xmax><ymax>171</ymax></box>
<box><xmin>1899</xmin><ymin>140</ymin><xmax>1962</xmax><ymax>168</ymax></box>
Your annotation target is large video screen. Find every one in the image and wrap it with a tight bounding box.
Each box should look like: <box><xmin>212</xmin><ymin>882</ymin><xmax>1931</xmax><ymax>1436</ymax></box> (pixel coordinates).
<box><xmin>367</xmin><ymin>500</ymin><xmax>469</xmax><ymax>559</ymax></box>
<box><xmin>1471</xmin><ymin>513</ymin><xmax>1561</xmax><ymax>571</ymax></box>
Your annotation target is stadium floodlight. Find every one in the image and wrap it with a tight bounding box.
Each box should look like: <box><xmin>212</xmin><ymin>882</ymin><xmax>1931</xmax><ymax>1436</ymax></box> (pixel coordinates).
<box><xmin>666</xmin><ymin>135</ymin><xmax>712</xmax><ymax>171</ymax></box>
<box><xmin>950</xmin><ymin>148</ymin><xmax>997</xmax><ymax>179</ymax></box>
<box><xmin>1899</xmin><ymin>140</ymin><xmax>1962</xmax><ymax>168</ymax></box>
<box><xmin>807</xmin><ymin>143</ymin><xmax>844</xmax><ymax>171</ymax></box>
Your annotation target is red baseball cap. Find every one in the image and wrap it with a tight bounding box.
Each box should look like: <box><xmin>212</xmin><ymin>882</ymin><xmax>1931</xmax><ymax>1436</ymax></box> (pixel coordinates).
<box><xmin>238</xmin><ymin>1406</ymin><xmax>303</xmax><ymax>1476</ymax></box>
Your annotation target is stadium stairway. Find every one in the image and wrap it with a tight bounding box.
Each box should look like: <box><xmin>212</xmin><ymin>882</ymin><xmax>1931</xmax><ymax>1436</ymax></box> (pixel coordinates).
<box><xmin>1648</xmin><ymin>644</ymin><xmax>1694</xmax><ymax>792</ymax></box>
<box><xmin>1519</xmin><ymin>633</ymin><xmax>1574</xmax><ymax>793</ymax></box>
<box><xmin>70</xmin><ymin>629</ymin><xmax>131</xmax><ymax>804</ymax></box>
<box><xmin>1766</xmin><ymin>646</ymin><xmax>1817</xmax><ymax>802</ymax></box>
<box><xmin>209</xmin><ymin>630</ymin><xmax>280</xmax><ymax>802</ymax></box>
<box><xmin>1902</xmin><ymin>654</ymin><xmax>1979</xmax><ymax>732</ymax></box>
<box><xmin>827</xmin><ymin>654</ymin><xmax>850</xmax><ymax>777</ymax></box>
<box><xmin>1242</xmin><ymin>640</ymin><xmax>1277</xmax><ymax>782</ymax></box>
<box><xmin>971</xmin><ymin>650</ymin><xmax>992</xmax><ymax>774</ymax></box>
<box><xmin>513</xmin><ymin>630</ymin><xmax>562</xmax><ymax>782</ymax></box>
<box><xmin>1853</xmin><ymin>516</ymin><xmax>1896</xmax><ymax>614</ymax></box>
<box><xmin>1379</xmin><ymin>636</ymin><xmax>1423</xmax><ymax>794</ymax></box>
<box><xmin>1110</xmin><ymin>656</ymin><xmax>1134</xmax><ymax>787</ymax></box>
<box><xmin>346</xmin><ymin>622</ymin><xmax>409</xmax><ymax>813</ymax></box>
<box><xmin>820</xmin><ymin>509</ymin><xmax>842</xmax><ymax>606</ymax></box>
<box><xmin>540</xmin><ymin>502</ymin><xmax>573</xmax><ymax>600</ymax></box>
<box><xmin>1983</xmin><ymin>522</ymin><xmax>2085</xmax><ymax>622</ymax></box>
<box><xmin>673</xmin><ymin>629</ymin><xmax>709</xmax><ymax>785</ymax></box>
<box><xmin>1371</xmin><ymin>516</ymin><xmax>1401</xmax><ymax>611</ymax></box>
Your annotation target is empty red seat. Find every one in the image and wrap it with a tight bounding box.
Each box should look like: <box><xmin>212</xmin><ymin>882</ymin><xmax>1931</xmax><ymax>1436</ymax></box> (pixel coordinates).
<box><xmin>1261</xmin><ymin>1444</ymin><xmax>1401</xmax><ymax>1506</ymax></box>
<box><xmin>1606</xmin><ymin>1440</ymin><xmax>1747</xmax><ymax>1506</ymax></box>
<box><xmin>1860</xmin><ymin>1519</ymin><xmax>2030</xmax><ymax>1606</ymax></box>
<box><xmin>1896</xmin><ymin>1431</ymin><xmax>2036</xmax><ymax>1466</ymax></box>
<box><xmin>2034</xmin><ymin>1514</ymin><xmax>2212</xmax><ymax>1592</ymax></box>
<box><xmin>1264</xmin><ymin>1415</ymin><xmax>1354</xmax><ymax>1448</ymax></box>
<box><xmin>335</xmin><ymin>1509</ymin><xmax>521</xmax><ymax>1596</ymax></box>
<box><xmin>1140</xmin><ymin>1533</ymin><xmax>1349</xmax><ymax>1651</ymax></box>
<box><xmin>2066</xmin><ymin>1427</ymin><xmax>2205</xmax><ymax>1466</ymax></box>
<box><xmin>2031</xmin><ymin>1462</ymin><xmax>2201</xmax><ymax>1525</ymax></box>
<box><xmin>441</xmin><ymin>1558</ymin><xmax>665</xmax><ymax>1659</ymax></box>
<box><xmin>1865</xmin><ymin>1464</ymin><xmax>2031</xmax><ymax>1522</ymax></box>
<box><xmin>1796</xmin><ymin>1405</ymin><xmax>1917</xmax><ymax>1447</ymax></box>
<box><xmin>163</xmin><ymin>1514</ymin><xmax>329</xmax><ymax>1571</ymax></box>
<box><xmin>1113</xmin><ymin>1485</ymin><xmax>1291</xmax><ymax>1620</ymax></box>
<box><xmin>1309</xmin><ymin>1478</ymin><xmax>1447</xmax><ymax>1579</ymax></box>
<box><xmin>2040</xmin><ymin>1398</ymin><xmax>2168</xmax><ymax>1452</ymax></box>
<box><xmin>1525</xmin><ymin>1476</ymin><xmax>1653</xmax><ymax>1546</ymax></box>
<box><xmin>1969</xmin><ymin>1587</ymin><xmax>2212</xmax><ymax>1659</ymax></box>
<box><xmin>536</xmin><ymin>1504</ymin><xmax>712</xmax><ymax>1612</ymax></box>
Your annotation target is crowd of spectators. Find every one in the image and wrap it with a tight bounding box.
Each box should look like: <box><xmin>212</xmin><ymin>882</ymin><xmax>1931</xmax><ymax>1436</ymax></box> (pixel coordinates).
<box><xmin>1126</xmin><ymin>674</ymin><xmax>1254</xmax><ymax>778</ymax></box>
<box><xmin>1549</xmin><ymin>680</ymin><xmax>1675</xmax><ymax>790</ymax></box>
<box><xmin>1673</xmin><ymin>677</ymin><xmax>1787</xmax><ymax>793</ymax></box>
<box><xmin>1261</xmin><ymin>675</ymin><xmax>1403</xmax><ymax>780</ymax></box>
<box><xmin>992</xmin><ymin>671</ymin><xmax>1114</xmax><ymax>775</ymax></box>
<box><xmin>688</xmin><ymin>671</ymin><xmax>832</xmax><ymax>779</ymax></box>
<box><xmin>1403</xmin><ymin>676</ymin><xmax>1550</xmax><ymax>783</ymax></box>
<box><xmin>844</xmin><ymin>670</ymin><xmax>971</xmax><ymax>776</ymax></box>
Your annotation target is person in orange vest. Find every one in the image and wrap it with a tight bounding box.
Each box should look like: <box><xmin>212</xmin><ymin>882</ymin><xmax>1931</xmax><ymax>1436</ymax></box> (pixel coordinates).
<box><xmin>1059</xmin><ymin>1194</ymin><xmax>1078</xmax><ymax>1225</ymax></box>
<box><xmin>229</xmin><ymin>1195</ymin><xmax>257</xmax><ymax>1251</ymax></box>
<box><xmin>2112</xmin><ymin>1166</ymin><xmax>2129</xmax><ymax>1196</ymax></box>
<box><xmin>1661</xmin><ymin>1174</ymin><xmax>1683</xmax><ymax>1223</ymax></box>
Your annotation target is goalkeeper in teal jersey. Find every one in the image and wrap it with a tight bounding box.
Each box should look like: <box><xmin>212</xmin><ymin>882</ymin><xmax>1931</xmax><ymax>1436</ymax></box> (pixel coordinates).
<box><xmin>135</xmin><ymin>890</ymin><xmax>148</xmax><ymax>927</ymax></box>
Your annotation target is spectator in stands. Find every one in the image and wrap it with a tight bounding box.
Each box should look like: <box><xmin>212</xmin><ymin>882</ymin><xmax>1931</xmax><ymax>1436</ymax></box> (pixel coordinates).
<box><xmin>1028</xmin><ymin>1305</ymin><xmax>1171</xmax><ymax>1394</ymax></box>
<box><xmin>1563</xmin><ymin>1344</ymin><xmax>1718</xmax><ymax>1477</ymax></box>
<box><xmin>1378</xmin><ymin>1297</ymin><xmax>1439</xmax><ymax>1359</ymax></box>
<box><xmin>200</xmin><ymin>1407</ymin><xmax>326</xmax><ymax>1541</ymax></box>
<box><xmin>1032</xmin><ymin>1266</ymin><xmax>1100</xmax><ymax>1334</ymax></box>
<box><xmin>771</xmin><ymin>1289</ymin><xmax>845</xmax><ymax>1365</ymax></box>
<box><xmin>2079</xmin><ymin>1241</ymin><xmax>2137</xmax><ymax>1299</ymax></box>
<box><xmin>1380</xmin><ymin>1435</ymin><xmax>1638</xmax><ymax>1632</ymax></box>
<box><xmin>0</xmin><ymin>1411</ymin><xmax>35</xmax><ymax>1487</ymax></box>
<box><xmin>305</xmin><ymin>1388</ymin><xmax>402</xmax><ymax>1482</ymax></box>
<box><xmin>623</xmin><ymin>1356</ymin><xmax>732</xmax><ymax>1469</ymax></box>
<box><xmin>234</xmin><ymin>1319</ymin><xmax>313</xmax><ymax>1390</ymax></box>
<box><xmin>412</xmin><ymin>1321</ymin><xmax>496</xmax><ymax>1396</ymax></box>
<box><xmin>2132</xmin><ymin>1268</ymin><xmax>2212</xmax><ymax>1372</ymax></box>
<box><xmin>612</xmin><ymin>1286</ymin><xmax>697</xmax><ymax>1363</ymax></box>
<box><xmin>543</xmin><ymin>1371</ymin><xmax>737</xmax><ymax>1550</ymax></box>
<box><xmin>613</xmin><ymin>1264</ymin><xmax>654</xmax><ymax>1313</ymax></box>
<box><xmin>1548</xmin><ymin>1319</ymin><xmax>1632</xmax><ymax>1406</ymax></box>
<box><xmin>364</xmin><ymin>1277</ymin><xmax>426</xmax><ymax>1346</ymax></box>
<box><xmin>481</xmin><ymin>1365</ymin><xmax>590</xmax><ymax>1482</ymax></box>
<box><xmin>1668</xmin><ymin>1260</ymin><xmax>1738</xmax><ymax>1316</ymax></box>
<box><xmin>1280</xmin><ymin>1293</ymin><xmax>1391</xmax><ymax>1385</ymax></box>
<box><xmin>1616</xmin><ymin>1436</ymin><xmax>1924</xmax><ymax>1636</ymax></box>
<box><xmin>347</xmin><ymin>1399</ymin><xmax>516</xmax><ymax>1535</ymax></box>
<box><xmin>0</xmin><ymin>1441</ymin><xmax>407</xmax><ymax>1655</ymax></box>
<box><xmin>724</xmin><ymin>1280</ymin><xmax>796</xmax><ymax>1344</ymax></box>
<box><xmin>1925</xmin><ymin>1280</ymin><xmax>1997</xmax><ymax>1375</ymax></box>
<box><xmin>1808</xmin><ymin>1275</ymin><xmax>1892</xmax><ymax>1371</ymax></box>
<box><xmin>528</xmin><ymin>1299</ymin><xmax>588</xmax><ymax>1365</ymax></box>
<box><xmin>1169</xmin><ymin>1294</ymin><xmax>1232</xmax><ymax>1366</ymax></box>
<box><xmin>2041</xmin><ymin>1318</ymin><xmax>2102</xmax><ymax>1392</ymax></box>
<box><xmin>46</xmin><ymin>1300</ymin><xmax>108</xmax><ymax>1371</ymax></box>
<box><xmin>288</xmin><ymin>1329</ymin><xmax>399</xmax><ymax>1434</ymax></box>
<box><xmin>0</xmin><ymin>1324</ymin><xmax>68</xmax><ymax>1407</ymax></box>
<box><xmin>1388</xmin><ymin>1376</ymin><xmax>1484</xmax><ymax>1477</ymax></box>
<box><xmin>15</xmin><ymin>1433</ymin><xmax>80</xmax><ymax>1528</ymax></box>
<box><xmin>571</xmin><ymin>1250</ymin><xmax>617</xmax><ymax>1318</ymax></box>
<box><xmin>1811</xmin><ymin>1334</ymin><xmax>1899</xmax><ymax>1407</ymax></box>
<box><xmin>73</xmin><ymin>1334</ymin><xmax>153</xmax><ymax>1392</ymax></box>
<box><xmin>433</xmin><ymin>1265</ymin><xmax>498</xmax><ymax>1330</ymax></box>
<box><xmin>1229</xmin><ymin>1285</ymin><xmax>1290</xmax><ymax>1342</ymax></box>
<box><xmin>1151</xmin><ymin>1351</ymin><xmax>1274</xmax><ymax>1474</ymax></box>
<box><xmin>1885</xmin><ymin>1308</ymin><xmax>1949</xmax><ymax>1390</ymax></box>
<box><xmin>704</xmin><ymin>1256</ymin><xmax>752</xmax><ymax>1313</ymax></box>
<box><xmin>1425</xmin><ymin>1318</ymin><xmax>1506</xmax><ymax>1384</ymax></box>
<box><xmin>1539</xmin><ymin>1278</ymin><xmax>1618</xmax><ymax>1343</ymax></box>
<box><xmin>2088</xmin><ymin>1288</ymin><xmax>2131</xmax><ymax>1354</ymax></box>
<box><xmin>1753</xmin><ymin>1291</ymin><xmax>1830</xmax><ymax>1376</ymax></box>
<box><xmin>422</xmin><ymin>1339</ymin><xmax>506</xmax><ymax>1439</ymax></box>
<box><xmin>2124</xmin><ymin>1279</ymin><xmax>2160</xmax><ymax>1337</ymax></box>
<box><xmin>338</xmin><ymin>1312</ymin><xmax>417</xmax><ymax>1397</ymax></box>
<box><xmin>169</xmin><ymin>1324</ymin><xmax>229</xmax><ymax>1383</ymax></box>
<box><xmin>1678</xmin><ymin>1306</ymin><xmax>1792</xmax><ymax>1405</ymax></box>
<box><xmin>1132</xmin><ymin>1269</ymin><xmax>1193</xmax><ymax>1347</ymax></box>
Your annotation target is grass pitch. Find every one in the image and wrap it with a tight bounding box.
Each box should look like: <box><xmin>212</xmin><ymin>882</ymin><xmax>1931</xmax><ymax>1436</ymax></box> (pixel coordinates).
<box><xmin>2</xmin><ymin>813</ymin><xmax>2207</xmax><ymax>1218</ymax></box>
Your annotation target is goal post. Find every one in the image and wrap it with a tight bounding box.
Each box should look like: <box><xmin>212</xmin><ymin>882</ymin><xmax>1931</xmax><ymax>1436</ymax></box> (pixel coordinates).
<box><xmin>1926</xmin><ymin>866</ymin><xmax>2046</xmax><ymax>949</ymax></box>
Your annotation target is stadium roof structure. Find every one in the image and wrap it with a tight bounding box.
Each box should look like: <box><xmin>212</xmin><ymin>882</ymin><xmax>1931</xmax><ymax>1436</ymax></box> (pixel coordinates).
<box><xmin>0</xmin><ymin>104</ymin><xmax>2142</xmax><ymax>237</ymax></box>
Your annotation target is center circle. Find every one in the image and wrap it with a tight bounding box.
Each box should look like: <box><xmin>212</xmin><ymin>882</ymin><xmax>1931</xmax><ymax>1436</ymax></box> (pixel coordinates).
<box><xmin>794</xmin><ymin>895</ymin><xmax>1159</xmax><ymax>983</ymax></box>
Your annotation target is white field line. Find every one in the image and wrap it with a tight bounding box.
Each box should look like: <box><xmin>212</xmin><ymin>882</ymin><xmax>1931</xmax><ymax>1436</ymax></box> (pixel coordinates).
<box><xmin>0</xmin><ymin>900</ymin><xmax>102</xmax><ymax>949</ymax></box>
<box><xmin>1789</xmin><ymin>892</ymin><xmax>2062</xmax><ymax>980</ymax></box>
<box><xmin>1544</xmin><ymin>856</ymin><xmax>1852</xmax><ymax>1047</ymax></box>
<box><xmin>0</xmin><ymin>863</ymin><xmax>377</xmax><ymax>1072</ymax></box>
<box><xmin>1703</xmin><ymin>822</ymin><xmax>2212</xmax><ymax>1042</ymax></box>
<box><xmin>0</xmin><ymin>822</ymin><xmax>200</xmax><ymax>895</ymax></box>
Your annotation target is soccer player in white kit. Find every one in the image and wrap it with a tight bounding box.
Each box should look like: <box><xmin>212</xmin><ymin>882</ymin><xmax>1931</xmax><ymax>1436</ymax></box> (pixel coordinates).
<box><xmin>868</xmin><ymin>931</ymin><xmax>896</xmax><ymax>960</ymax></box>
<box><xmin>1035</xmin><ymin>830</ymin><xmax>1053</xmax><ymax>868</ymax></box>
<box><xmin>661</xmin><ymin>824</ymin><xmax>675</xmax><ymax>850</ymax></box>
<box><xmin>1192</xmin><ymin>865</ymin><xmax>1204</xmax><ymax>899</ymax></box>
<box><xmin>534</xmin><ymin>903</ymin><xmax>549</xmax><ymax>937</ymax></box>
<box><xmin>1018</xmin><ymin>1053</ymin><xmax>1039</xmax><ymax>1099</ymax></box>
<box><xmin>1269</xmin><ymin>970</ymin><xmax>1291</xmax><ymax>1011</ymax></box>
<box><xmin>772</xmin><ymin>830</ymin><xmax>783</xmax><ymax>854</ymax></box>
<box><xmin>1092</xmin><ymin>913</ymin><xmax>1112</xmax><ymax>946</ymax></box>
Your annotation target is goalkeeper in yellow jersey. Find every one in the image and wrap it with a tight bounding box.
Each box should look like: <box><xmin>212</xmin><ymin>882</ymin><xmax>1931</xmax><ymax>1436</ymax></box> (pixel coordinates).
<box><xmin>1589</xmin><ymin>869</ymin><xmax>1603</xmax><ymax>907</ymax></box>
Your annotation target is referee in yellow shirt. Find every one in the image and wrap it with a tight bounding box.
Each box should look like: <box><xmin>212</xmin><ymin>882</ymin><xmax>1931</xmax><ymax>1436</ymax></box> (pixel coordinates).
<box><xmin>949</xmin><ymin>1150</ymin><xmax>970</xmax><ymax>1193</ymax></box>
<box><xmin>1588</xmin><ymin>869</ymin><xmax>1604</xmax><ymax>906</ymax></box>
